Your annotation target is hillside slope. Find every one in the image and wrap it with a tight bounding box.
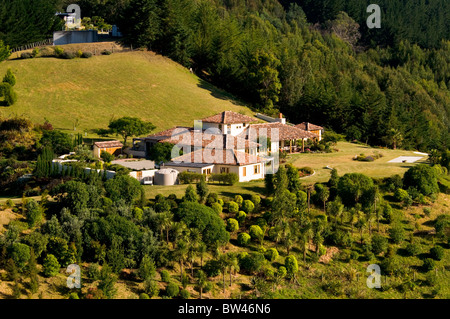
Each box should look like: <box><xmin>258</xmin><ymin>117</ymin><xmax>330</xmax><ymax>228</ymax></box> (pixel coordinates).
<box><xmin>0</xmin><ymin>48</ymin><xmax>250</xmax><ymax>135</ymax></box>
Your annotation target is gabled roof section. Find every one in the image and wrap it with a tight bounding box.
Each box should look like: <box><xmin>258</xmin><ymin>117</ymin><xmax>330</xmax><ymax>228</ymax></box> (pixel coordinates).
<box><xmin>238</xmin><ymin>123</ymin><xmax>318</xmax><ymax>141</ymax></box>
<box><xmin>94</xmin><ymin>140</ymin><xmax>123</xmax><ymax>148</ymax></box>
<box><xmin>295</xmin><ymin>122</ymin><xmax>324</xmax><ymax>131</ymax></box>
<box><xmin>144</xmin><ymin>127</ymin><xmax>261</xmax><ymax>149</ymax></box>
<box><xmin>171</xmin><ymin>148</ymin><xmax>263</xmax><ymax>166</ymax></box>
<box><xmin>201</xmin><ymin>111</ymin><xmax>257</xmax><ymax>124</ymax></box>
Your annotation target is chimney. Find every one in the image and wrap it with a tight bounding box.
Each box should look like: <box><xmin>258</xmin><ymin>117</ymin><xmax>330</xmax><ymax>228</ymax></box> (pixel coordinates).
<box><xmin>306</xmin><ymin>122</ymin><xmax>310</xmax><ymax>131</ymax></box>
<box><xmin>279</xmin><ymin>113</ymin><xmax>283</xmax><ymax>119</ymax></box>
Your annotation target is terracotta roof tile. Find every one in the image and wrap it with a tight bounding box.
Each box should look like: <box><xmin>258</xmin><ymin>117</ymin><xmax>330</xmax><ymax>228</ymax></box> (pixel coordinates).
<box><xmin>94</xmin><ymin>140</ymin><xmax>123</xmax><ymax>148</ymax></box>
<box><xmin>145</xmin><ymin>127</ymin><xmax>260</xmax><ymax>149</ymax></box>
<box><xmin>295</xmin><ymin>122</ymin><xmax>324</xmax><ymax>131</ymax></box>
<box><xmin>238</xmin><ymin>123</ymin><xmax>318</xmax><ymax>141</ymax></box>
<box><xmin>201</xmin><ymin>111</ymin><xmax>257</xmax><ymax>124</ymax></box>
<box><xmin>171</xmin><ymin>148</ymin><xmax>263</xmax><ymax>166</ymax></box>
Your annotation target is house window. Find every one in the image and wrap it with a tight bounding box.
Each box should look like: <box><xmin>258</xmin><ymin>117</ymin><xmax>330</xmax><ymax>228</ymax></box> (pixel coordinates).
<box><xmin>243</xmin><ymin>167</ymin><xmax>246</xmax><ymax>176</ymax></box>
<box><xmin>136</xmin><ymin>171</ymin><xmax>142</xmax><ymax>180</ymax></box>
<box><xmin>220</xmin><ymin>167</ymin><xmax>229</xmax><ymax>173</ymax></box>
<box><xmin>254</xmin><ymin>164</ymin><xmax>260</xmax><ymax>174</ymax></box>
<box><xmin>203</xmin><ymin>168</ymin><xmax>212</xmax><ymax>175</ymax></box>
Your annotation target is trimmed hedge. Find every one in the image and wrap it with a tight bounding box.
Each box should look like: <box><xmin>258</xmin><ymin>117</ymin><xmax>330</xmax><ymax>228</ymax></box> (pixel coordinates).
<box><xmin>178</xmin><ymin>171</ymin><xmax>203</xmax><ymax>184</ymax></box>
<box><xmin>209</xmin><ymin>172</ymin><xmax>239</xmax><ymax>185</ymax></box>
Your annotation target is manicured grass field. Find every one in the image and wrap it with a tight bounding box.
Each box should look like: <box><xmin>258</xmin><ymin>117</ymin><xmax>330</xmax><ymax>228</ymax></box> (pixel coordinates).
<box><xmin>0</xmin><ymin>45</ymin><xmax>250</xmax><ymax>138</ymax></box>
<box><xmin>287</xmin><ymin>141</ymin><xmax>429</xmax><ymax>184</ymax></box>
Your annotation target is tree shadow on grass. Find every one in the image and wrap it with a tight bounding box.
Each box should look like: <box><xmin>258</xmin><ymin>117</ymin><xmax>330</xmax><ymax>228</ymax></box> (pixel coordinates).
<box><xmin>241</xmin><ymin>185</ymin><xmax>266</xmax><ymax>195</ymax></box>
<box><xmin>417</xmin><ymin>252</ymin><xmax>431</xmax><ymax>261</ymax></box>
<box><xmin>396</xmin><ymin>248</ymin><xmax>410</xmax><ymax>257</ymax></box>
<box><xmin>197</xmin><ymin>78</ymin><xmax>249</xmax><ymax>108</ymax></box>
<box><xmin>238</xmin><ymin>282</ymin><xmax>252</xmax><ymax>292</ymax></box>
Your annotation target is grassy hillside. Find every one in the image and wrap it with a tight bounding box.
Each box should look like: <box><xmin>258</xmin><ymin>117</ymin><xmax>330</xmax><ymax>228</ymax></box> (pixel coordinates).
<box><xmin>0</xmin><ymin>46</ymin><xmax>250</xmax><ymax>136</ymax></box>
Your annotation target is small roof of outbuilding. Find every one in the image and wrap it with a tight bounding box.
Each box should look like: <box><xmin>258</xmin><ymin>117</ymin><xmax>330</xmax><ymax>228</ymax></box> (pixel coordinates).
<box><xmin>94</xmin><ymin>140</ymin><xmax>123</xmax><ymax>148</ymax></box>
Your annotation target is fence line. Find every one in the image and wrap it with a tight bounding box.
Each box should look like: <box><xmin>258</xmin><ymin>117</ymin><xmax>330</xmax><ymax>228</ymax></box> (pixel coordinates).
<box><xmin>11</xmin><ymin>38</ymin><xmax>54</xmax><ymax>53</ymax></box>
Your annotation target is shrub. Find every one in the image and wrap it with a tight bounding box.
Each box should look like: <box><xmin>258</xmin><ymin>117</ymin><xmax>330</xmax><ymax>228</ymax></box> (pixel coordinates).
<box><xmin>166</xmin><ymin>282</ymin><xmax>180</xmax><ymax>298</ymax></box>
<box><xmin>102</xmin><ymin>50</ymin><xmax>112</xmax><ymax>55</ymax></box>
<box><xmin>179</xmin><ymin>171</ymin><xmax>203</xmax><ymax>184</ymax></box>
<box><xmin>430</xmin><ymin>246</ymin><xmax>444</xmax><ymax>261</ymax></box>
<box><xmin>139</xmin><ymin>293</ymin><xmax>150</xmax><ymax>299</ymax></box>
<box><xmin>211</xmin><ymin>202</ymin><xmax>222</xmax><ymax>215</ymax></box>
<box><xmin>100</xmin><ymin>150</ymin><xmax>115</xmax><ymax>163</ymax></box>
<box><xmin>422</xmin><ymin>258</ymin><xmax>435</xmax><ymax>272</ymax></box>
<box><xmin>87</xmin><ymin>263</ymin><xmax>101</xmax><ymax>280</ymax></box>
<box><xmin>389</xmin><ymin>224</ymin><xmax>405</xmax><ymax>244</ymax></box>
<box><xmin>206</xmin><ymin>192</ymin><xmax>218</xmax><ymax>205</ymax></box>
<box><xmin>239</xmin><ymin>252</ymin><xmax>265</xmax><ymax>274</ymax></box>
<box><xmin>32</xmin><ymin>47</ymin><xmax>41</xmax><ymax>58</ymax></box>
<box><xmin>226</xmin><ymin>218</ymin><xmax>239</xmax><ymax>233</ymax></box>
<box><xmin>242</xmin><ymin>200</ymin><xmax>255</xmax><ymax>214</ymax></box>
<box><xmin>234</xmin><ymin>195</ymin><xmax>243</xmax><ymax>206</ymax></box>
<box><xmin>0</xmin><ymin>82</ymin><xmax>18</xmax><ymax>105</ymax></box>
<box><xmin>3</xmin><ymin>68</ymin><xmax>16</xmax><ymax>86</ymax></box>
<box><xmin>251</xmin><ymin>194</ymin><xmax>261</xmax><ymax>207</ymax></box>
<box><xmin>40</xmin><ymin>47</ymin><xmax>54</xmax><ymax>57</ymax></box>
<box><xmin>298</xmin><ymin>166</ymin><xmax>314</xmax><ymax>176</ymax></box>
<box><xmin>228</xmin><ymin>201</ymin><xmax>239</xmax><ymax>213</ymax></box>
<box><xmin>371</xmin><ymin>234</ymin><xmax>388</xmax><ymax>255</ymax></box>
<box><xmin>209</xmin><ymin>173</ymin><xmax>238</xmax><ymax>185</ymax></box>
<box><xmin>403</xmin><ymin>165</ymin><xmax>439</xmax><ymax>196</ymax></box>
<box><xmin>217</xmin><ymin>198</ymin><xmax>224</xmax><ymax>206</ymax></box>
<box><xmin>144</xmin><ymin>278</ymin><xmax>159</xmax><ymax>297</ymax></box>
<box><xmin>264</xmin><ymin>248</ymin><xmax>279</xmax><ymax>262</ymax></box>
<box><xmin>20</xmin><ymin>52</ymin><xmax>33</xmax><ymax>59</ymax></box>
<box><xmin>235</xmin><ymin>211</ymin><xmax>246</xmax><ymax>224</ymax></box>
<box><xmin>405</xmin><ymin>242</ymin><xmax>421</xmax><ymax>256</ymax></box>
<box><xmin>237</xmin><ymin>233</ymin><xmax>251</xmax><ymax>246</ymax></box>
<box><xmin>285</xmin><ymin>255</ymin><xmax>298</xmax><ymax>277</ymax></box>
<box><xmin>394</xmin><ymin>188</ymin><xmax>410</xmax><ymax>203</ymax></box>
<box><xmin>60</xmin><ymin>51</ymin><xmax>76</xmax><ymax>59</ymax></box>
<box><xmin>8</xmin><ymin>242</ymin><xmax>31</xmax><ymax>271</ymax></box>
<box><xmin>204</xmin><ymin>259</ymin><xmax>221</xmax><ymax>277</ymax></box>
<box><xmin>180</xmin><ymin>289</ymin><xmax>190</xmax><ymax>299</ymax></box>
<box><xmin>53</xmin><ymin>46</ymin><xmax>64</xmax><ymax>56</ymax></box>
<box><xmin>43</xmin><ymin>254</ymin><xmax>60</xmax><ymax>277</ymax></box>
<box><xmin>381</xmin><ymin>256</ymin><xmax>403</xmax><ymax>276</ymax></box>
<box><xmin>160</xmin><ymin>270</ymin><xmax>170</xmax><ymax>283</ymax></box>
<box><xmin>68</xmin><ymin>292</ymin><xmax>79</xmax><ymax>299</ymax></box>
<box><xmin>277</xmin><ymin>266</ymin><xmax>287</xmax><ymax>278</ymax></box>
<box><xmin>382</xmin><ymin>203</ymin><xmax>394</xmax><ymax>224</ymax></box>
<box><xmin>249</xmin><ymin>225</ymin><xmax>264</xmax><ymax>243</ymax></box>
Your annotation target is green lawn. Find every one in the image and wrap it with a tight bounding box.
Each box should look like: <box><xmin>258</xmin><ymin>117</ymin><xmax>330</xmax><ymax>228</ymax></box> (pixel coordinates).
<box><xmin>287</xmin><ymin>141</ymin><xmax>429</xmax><ymax>184</ymax></box>
<box><xmin>0</xmin><ymin>46</ymin><xmax>250</xmax><ymax>138</ymax></box>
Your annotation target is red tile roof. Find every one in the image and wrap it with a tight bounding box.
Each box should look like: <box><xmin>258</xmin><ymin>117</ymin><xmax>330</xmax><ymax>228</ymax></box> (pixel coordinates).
<box><xmin>171</xmin><ymin>148</ymin><xmax>263</xmax><ymax>166</ymax></box>
<box><xmin>201</xmin><ymin>111</ymin><xmax>257</xmax><ymax>124</ymax></box>
<box><xmin>94</xmin><ymin>140</ymin><xmax>123</xmax><ymax>148</ymax></box>
<box><xmin>295</xmin><ymin>122</ymin><xmax>324</xmax><ymax>131</ymax></box>
<box><xmin>145</xmin><ymin>127</ymin><xmax>261</xmax><ymax>149</ymax></box>
<box><xmin>239</xmin><ymin>123</ymin><xmax>318</xmax><ymax>141</ymax></box>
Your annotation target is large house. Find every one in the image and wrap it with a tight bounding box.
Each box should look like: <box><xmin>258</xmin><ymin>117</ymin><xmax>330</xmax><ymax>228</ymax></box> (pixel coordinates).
<box><xmin>129</xmin><ymin>111</ymin><xmax>322</xmax><ymax>182</ymax></box>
